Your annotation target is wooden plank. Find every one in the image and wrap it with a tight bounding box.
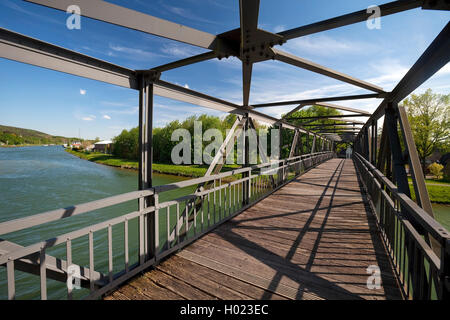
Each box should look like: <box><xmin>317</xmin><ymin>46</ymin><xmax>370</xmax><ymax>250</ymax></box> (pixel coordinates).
<box><xmin>164</xmin><ymin>255</ymin><xmax>288</xmax><ymax>300</ymax></box>
<box><xmin>126</xmin><ymin>274</ymin><xmax>185</xmax><ymax>300</ymax></box>
<box><xmin>144</xmin><ymin>269</ymin><xmax>217</xmax><ymax>300</ymax></box>
<box><xmin>105</xmin><ymin>158</ymin><xmax>402</xmax><ymax>300</ymax></box>
<box><xmin>177</xmin><ymin>250</ymin><xmax>323</xmax><ymax>300</ymax></box>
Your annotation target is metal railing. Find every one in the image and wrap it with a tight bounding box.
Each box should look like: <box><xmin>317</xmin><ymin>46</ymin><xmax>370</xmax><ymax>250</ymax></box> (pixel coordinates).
<box><xmin>0</xmin><ymin>151</ymin><xmax>332</xmax><ymax>300</ymax></box>
<box><xmin>354</xmin><ymin>152</ymin><xmax>450</xmax><ymax>300</ymax></box>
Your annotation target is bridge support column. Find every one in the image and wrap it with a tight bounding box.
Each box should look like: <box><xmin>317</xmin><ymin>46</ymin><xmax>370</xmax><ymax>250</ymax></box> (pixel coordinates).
<box><xmin>242</xmin><ymin>114</ymin><xmax>250</xmax><ymax>206</ymax></box>
<box><xmin>138</xmin><ymin>73</ymin><xmax>157</xmax><ymax>263</ymax></box>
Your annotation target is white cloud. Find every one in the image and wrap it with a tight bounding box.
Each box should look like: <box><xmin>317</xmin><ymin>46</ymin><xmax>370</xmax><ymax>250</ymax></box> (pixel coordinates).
<box><xmin>273</xmin><ymin>25</ymin><xmax>287</xmax><ymax>33</ymax></box>
<box><xmin>162</xmin><ymin>4</ymin><xmax>219</xmax><ymax>25</ymax></box>
<box><xmin>79</xmin><ymin>89</ymin><xmax>86</xmax><ymax>95</ymax></box>
<box><xmin>103</xmin><ymin>115</ymin><xmax>111</xmax><ymax>120</ymax></box>
<box><xmin>109</xmin><ymin>44</ymin><xmax>161</xmax><ymax>61</ymax></box>
<box><xmin>160</xmin><ymin>43</ymin><xmax>204</xmax><ymax>58</ymax></box>
<box><xmin>102</xmin><ymin>107</ymin><xmax>138</xmax><ymax>115</ymax></box>
<box><xmin>283</xmin><ymin>35</ymin><xmax>375</xmax><ymax>57</ymax></box>
<box><xmin>184</xmin><ymin>84</ymin><xmax>190</xmax><ymax>89</ymax></box>
<box><xmin>82</xmin><ymin>115</ymin><xmax>96</xmax><ymax>121</ymax></box>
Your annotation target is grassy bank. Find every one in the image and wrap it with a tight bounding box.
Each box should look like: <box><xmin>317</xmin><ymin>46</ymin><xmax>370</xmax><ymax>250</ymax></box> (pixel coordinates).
<box><xmin>65</xmin><ymin>149</ymin><xmax>240</xmax><ymax>178</ymax></box>
<box><xmin>408</xmin><ymin>177</ymin><xmax>450</xmax><ymax>185</ymax></box>
<box><xmin>410</xmin><ymin>184</ymin><xmax>450</xmax><ymax>204</ymax></box>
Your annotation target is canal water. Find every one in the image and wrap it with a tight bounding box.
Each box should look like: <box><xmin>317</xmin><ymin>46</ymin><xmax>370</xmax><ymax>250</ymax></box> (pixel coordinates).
<box><xmin>0</xmin><ymin>146</ymin><xmax>192</xmax><ymax>299</ymax></box>
<box><xmin>0</xmin><ymin>146</ymin><xmax>449</xmax><ymax>299</ymax></box>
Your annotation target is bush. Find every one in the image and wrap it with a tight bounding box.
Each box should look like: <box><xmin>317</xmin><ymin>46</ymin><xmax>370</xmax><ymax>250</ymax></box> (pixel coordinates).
<box><xmin>428</xmin><ymin>162</ymin><xmax>444</xmax><ymax>179</ymax></box>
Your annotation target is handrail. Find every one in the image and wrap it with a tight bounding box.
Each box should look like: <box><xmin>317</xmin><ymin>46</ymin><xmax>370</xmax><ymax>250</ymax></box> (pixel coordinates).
<box><xmin>354</xmin><ymin>152</ymin><xmax>450</xmax><ymax>243</ymax></box>
<box><xmin>0</xmin><ymin>152</ymin><xmax>329</xmax><ymax>236</ymax></box>
<box><xmin>353</xmin><ymin>152</ymin><xmax>450</xmax><ymax>300</ymax></box>
<box><xmin>0</xmin><ymin>151</ymin><xmax>333</xmax><ymax>300</ymax></box>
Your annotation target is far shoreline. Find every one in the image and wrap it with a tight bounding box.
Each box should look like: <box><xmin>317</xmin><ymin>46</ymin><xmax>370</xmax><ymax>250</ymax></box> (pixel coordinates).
<box><xmin>65</xmin><ymin>149</ymin><xmax>240</xmax><ymax>180</ymax></box>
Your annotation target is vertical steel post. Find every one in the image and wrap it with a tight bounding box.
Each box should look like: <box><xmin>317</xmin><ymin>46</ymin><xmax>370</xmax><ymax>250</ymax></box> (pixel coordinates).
<box><xmin>311</xmin><ymin>135</ymin><xmax>316</xmax><ymax>154</ymax></box>
<box><xmin>138</xmin><ymin>74</ymin><xmax>155</xmax><ymax>262</ymax></box>
<box><xmin>242</xmin><ymin>114</ymin><xmax>250</xmax><ymax>205</ymax></box>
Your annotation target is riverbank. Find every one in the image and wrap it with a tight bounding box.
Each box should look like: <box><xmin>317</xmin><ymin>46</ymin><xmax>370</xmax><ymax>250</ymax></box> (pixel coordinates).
<box><xmin>410</xmin><ymin>184</ymin><xmax>450</xmax><ymax>204</ymax></box>
<box><xmin>65</xmin><ymin>149</ymin><xmax>241</xmax><ymax>178</ymax></box>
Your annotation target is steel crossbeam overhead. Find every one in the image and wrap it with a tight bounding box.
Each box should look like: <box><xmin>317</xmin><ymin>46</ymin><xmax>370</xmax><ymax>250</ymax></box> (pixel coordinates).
<box><xmin>304</xmin><ymin>123</ymin><xmax>363</xmax><ymax>128</ymax></box>
<box><xmin>271</xmin><ymin>48</ymin><xmax>385</xmax><ymax>93</ymax></box>
<box><xmin>251</xmin><ymin>93</ymin><xmax>384</xmax><ymax>108</ymax></box>
<box><xmin>277</xmin><ymin>0</ymin><xmax>425</xmax><ymax>40</ymax></box>
<box><xmin>0</xmin><ymin>27</ymin><xmax>139</xmax><ymax>90</ymax></box>
<box><xmin>24</xmin><ymin>0</ymin><xmax>232</xmax><ymax>53</ymax></box>
<box><xmin>327</xmin><ymin>118</ymin><xmax>366</xmax><ymax>124</ymax></box>
<box><xmin>317</xmin><ymin>128</ymin><xmax>360</xmax><ymax>132</ymax></box>
<box><xmin>287</xmin><ymin>114</ymin><xmax>370</xmax><ymax>121</ymax></box>
<box><xmin>152</xmin><ymin>51</ymin><xmax>219</xmax><ymax>73</ymax></box>
<box><xmin>313</xmin><ymin>102</ymin><xmax>371</xmax><ymax>115</ymax></box>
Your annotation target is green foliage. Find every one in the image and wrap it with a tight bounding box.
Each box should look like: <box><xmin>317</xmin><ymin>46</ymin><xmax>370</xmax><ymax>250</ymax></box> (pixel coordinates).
<box><xmin>113</xmin><ymin>114</ymin><xmax>244</xmax><ymax>164</ymax></box>
<box><xmin>112</xmin><ymin>127</ymin><xmax>139</xmax><ymax>160</ymax></box>
<box><xmin>409</xmin><ymin>183</ymin><xmax>450</xmax><ymax>204</ymax></box>
<box><xmin>403</xmin><ymin>89</ymin><xmax>450</xmax><ymax>172</ymax></box>
<box><xmin>428</xmin><ymin>162</ymin><xmax>444</xmax><ymax>180</ymax></box>
<box><xmin>0</xmin><ymin>124</ymin><xmax>77</xmax><ymax>146</ymax></box>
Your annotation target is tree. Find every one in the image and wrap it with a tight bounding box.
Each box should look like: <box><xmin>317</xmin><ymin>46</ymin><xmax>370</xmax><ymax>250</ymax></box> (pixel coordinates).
<box><xmin>403</xmin><ymin>89</ymin><xmax>450</xmax><ymax>174</ymax></box>
<box><xmin>428</xmin><ymin>162</ymin><xmax>443</xmax><ymax>180</ymax></box>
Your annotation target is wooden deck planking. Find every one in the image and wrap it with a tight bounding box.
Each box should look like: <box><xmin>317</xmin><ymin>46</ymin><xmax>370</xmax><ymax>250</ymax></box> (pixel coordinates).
<box><xmin>105</xmin><ymin>159</ymin><xmax>402</xmax><ymax>300</ymax></box>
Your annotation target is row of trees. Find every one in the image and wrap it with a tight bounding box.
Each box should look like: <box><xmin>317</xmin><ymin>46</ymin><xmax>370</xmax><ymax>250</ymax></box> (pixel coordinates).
<box><xmin>110</xmin><ymin>90</ymin><xmax>449</xmax><ymax>175</ymax></box>
<box><xmin>112</xmin><ymin>114</ymin><xmax>241</xmax><ymax>163</ymax></box>
<box><xmin>0</xmin><ymin>132</ymin><xmax>74</xmax><ymax>146</ymax></box>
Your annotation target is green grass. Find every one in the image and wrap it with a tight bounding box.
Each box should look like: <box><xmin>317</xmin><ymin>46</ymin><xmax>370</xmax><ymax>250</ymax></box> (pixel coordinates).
<box><xmin>66</xmin><ymin>149</ymin><xmax>241</xmax><ymax>178</ymax></box>
<box><xmin>409</xmin><ymin>184</ymin><xmax>450</xmax><ymax>204</ymax></box>
<box><xmin>408</xmin><ymin>177</ymin><xmax>450</xmax><ymax>185</ymax></box>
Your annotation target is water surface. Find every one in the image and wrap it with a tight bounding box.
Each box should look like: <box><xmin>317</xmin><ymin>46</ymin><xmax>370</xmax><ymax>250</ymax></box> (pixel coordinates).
<box><xmin>0</xmin><ymin>146</ymin><xmax>189</xmax><ymax>299</ymax></box>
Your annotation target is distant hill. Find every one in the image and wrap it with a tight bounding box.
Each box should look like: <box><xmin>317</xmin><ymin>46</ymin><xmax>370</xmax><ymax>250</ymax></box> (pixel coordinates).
<box><xmin>0</xmin><ymin>124</ymin><xmax>79</xmax><ymax>146</ymax></box>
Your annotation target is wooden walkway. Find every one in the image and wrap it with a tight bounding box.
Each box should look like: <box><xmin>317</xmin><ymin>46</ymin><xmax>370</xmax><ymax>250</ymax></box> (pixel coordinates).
<box><xmin>105</xmin><ymin>159</ymin><xmax>403</xmax><ymax>300</ymax></box>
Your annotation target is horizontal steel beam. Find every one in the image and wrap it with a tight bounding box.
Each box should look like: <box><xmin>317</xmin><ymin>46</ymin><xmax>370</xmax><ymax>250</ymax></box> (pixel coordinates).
<box><xmin>0</xmin><ymin>27</ymin><xmax>138</xmax><ymax>89</ymax></box>
<box><xmin>152</xmin><ymin>51</ymin><xmax>218</xmax><ymax>73</ymax></box>
<box><xmin>286</xmin><ymin>114</ymin><xmax>370</xmax><ymax>120</ymax></box>
<box><xmin>327</xmin><ymin>117</ymin><xmax>366</xmax><ymax>124</ymax></box>
<box><xmin>25</xmin><ymin>0</ymin><xmax>227</xmax><ymax>52</ymax></box>
<box><xmin>252</xmin><ymin>93</ymin><xmax>384</xmax><ymax>108</ymax></box>
<box><xmin>272</xmin><ymin>48</ymin><xmax>385</xmax><ymax>93</ymax></box>
<box><xmin>314</xmin><ymin>102</ymin><xmax>371</xmax><ymax>115</ymax></box>
<box><xmin>277</xmin><ymin>0</ymin><xmax>423</xmax><ymax>40</ymax></box>
<box><xmin>303</xmin><ymin>123</ymin><xmax>363</xmax><ymax>127</ymax></box>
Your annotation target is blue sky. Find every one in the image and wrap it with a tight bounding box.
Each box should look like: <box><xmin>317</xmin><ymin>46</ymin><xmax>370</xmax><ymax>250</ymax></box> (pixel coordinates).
<box><xmin>0</xmin><ymin>0</ymin><xmax>449</xmax><ymax>140</ymax></box>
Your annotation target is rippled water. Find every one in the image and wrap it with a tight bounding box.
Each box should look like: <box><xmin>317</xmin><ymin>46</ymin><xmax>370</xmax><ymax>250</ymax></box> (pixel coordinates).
<box><xmin>0</xmin><ymin>146</ymin><xmax>189</xmax><ymax>299</ymax></box>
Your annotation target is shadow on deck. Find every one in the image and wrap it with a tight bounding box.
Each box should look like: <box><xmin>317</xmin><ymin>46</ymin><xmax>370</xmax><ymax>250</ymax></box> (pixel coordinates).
<box><xmin>105</xmin><ymin>159</ymin><xmax>402</xmax><ymax>300</ymax></box>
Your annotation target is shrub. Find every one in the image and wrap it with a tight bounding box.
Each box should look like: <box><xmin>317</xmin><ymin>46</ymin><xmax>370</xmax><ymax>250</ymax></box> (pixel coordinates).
<box><xmin>428</xmin><ymin>162</ymin><xmax>444</xmax><ymax>179</ymax></box>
